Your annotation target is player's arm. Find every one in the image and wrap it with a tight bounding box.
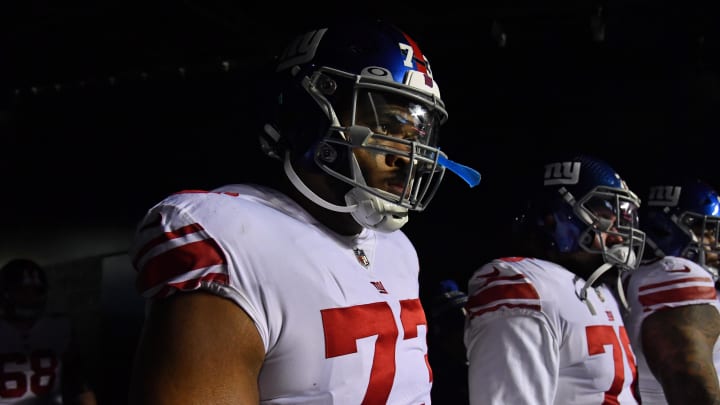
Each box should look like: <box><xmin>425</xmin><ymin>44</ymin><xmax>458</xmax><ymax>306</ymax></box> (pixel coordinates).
<box><xmin>128</xmin><ymin>290</ymin><xmax>265</xmax><ymax>405</ymax></box>
<box><xmin>641</xmin><ymin>304</ymin><xmax>720</xmax><ymax>405</ymax></box>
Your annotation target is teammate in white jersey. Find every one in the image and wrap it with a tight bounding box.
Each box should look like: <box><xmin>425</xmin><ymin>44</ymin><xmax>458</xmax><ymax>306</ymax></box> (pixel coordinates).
<box><xmin>623</xmin><ymin>177</ymin><xmax>720</xmax><ymax>404</ymax></box>
<box><xmin>464</xmin><ymin>155</ymin><xmax>646</xmax><ymax>404</ymax></box>
<box><xmin>0</xmin><ymin>258</ymin><xmax>96</xmax><ymax>405</ymax></box>
<box><xmin>127</xmin><ymin>18</ymin><xmax>480</xmax><ymax>404</ymax></box>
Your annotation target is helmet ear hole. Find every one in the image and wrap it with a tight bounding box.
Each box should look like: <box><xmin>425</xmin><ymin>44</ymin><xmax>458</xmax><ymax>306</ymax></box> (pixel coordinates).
<box><xmin>316</xmin><ymin>142</ymin><xmax>338</xmax><ymax>164</ymax></box>
<box><xmin>316</xmin><ymin>74</ymin><xmax>338</xmax><ymax>96</ymax></box>
<box><xmin>579</xmin><ymin>232</ymin><xmax>594</xmax><ymax>246</ymax></box>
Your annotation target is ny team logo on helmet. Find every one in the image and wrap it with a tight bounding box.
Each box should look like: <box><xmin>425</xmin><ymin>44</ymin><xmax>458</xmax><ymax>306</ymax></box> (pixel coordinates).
<box><xmin>543</xmin><ymin>161</ymin><xmax>581</xmax><ymax>185</ymax></box>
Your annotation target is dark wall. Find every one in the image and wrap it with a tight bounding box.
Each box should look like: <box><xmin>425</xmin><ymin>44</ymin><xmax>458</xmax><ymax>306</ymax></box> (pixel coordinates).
<box><xmin>3</xmin><ymin>1</ymin><xmax>720</xmax><ymax>307</ymax></box>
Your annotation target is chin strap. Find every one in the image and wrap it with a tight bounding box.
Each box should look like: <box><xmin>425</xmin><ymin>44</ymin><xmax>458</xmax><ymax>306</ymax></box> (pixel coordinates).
<box><xmin>283</xmin><ymin>152</ymin><xmax>408</xmax><ymax>232</ymax></box>
<box><xmin>283</xmin><ymin>152</ymin><xmax>357</xmax><ymax>213</ymax></box>
<box><xmin>578</xmin><ymin>262</ymin><xmax>631</xmax><ymax>315</ymax></box>
<box><xmin>579</xmin><ymin>262</ymin><xmax>614</xmax><ymax>316</ymax></box>
<box><xmin>616</xmin><ymin>272</ymin><xmax>629</xmax><ymax>311</ymax></box>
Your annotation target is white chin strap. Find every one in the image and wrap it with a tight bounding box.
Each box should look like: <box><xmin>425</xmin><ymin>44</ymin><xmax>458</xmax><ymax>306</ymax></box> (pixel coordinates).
<box><xmin>579</xmin><ymin>245</ymin><xmax>637</xmax><ymax>315</ymax></box>
<box><xmin>283</xmin><ymin>153</ymin><xmax>408</xmax><ymax>232</ymax></box>
<box><xmin>579</xmin><ymin>263</ymin><xmax>615</xmax><ymax>316</ymax></box>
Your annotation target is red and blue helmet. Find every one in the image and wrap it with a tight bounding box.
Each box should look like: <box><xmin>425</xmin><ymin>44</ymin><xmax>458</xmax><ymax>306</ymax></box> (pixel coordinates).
<box><xmin>262</xmin><ymin>18</ymin><xmax>445</xmax><ymax>159</ymax></box>
<box><xmin>259</xmin><ymin>18</ymin><xmax>478</xmax><ymax>232</ymax></box>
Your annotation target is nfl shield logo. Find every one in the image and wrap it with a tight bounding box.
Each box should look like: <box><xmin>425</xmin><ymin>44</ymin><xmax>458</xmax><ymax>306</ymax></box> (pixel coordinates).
<box><xmin>353</xmin><ymin>248</ymin><xmax>370</xmax><ymax>268</ymax></box>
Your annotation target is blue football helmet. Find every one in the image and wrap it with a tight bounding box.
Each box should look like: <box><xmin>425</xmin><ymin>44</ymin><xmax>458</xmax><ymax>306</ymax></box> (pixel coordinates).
<box><xmin>260</xmin><ymin>18</ymin><xmax>479</xmax><ymax>232</ymax></box>
<box><xmin>518</xmin><ymin>155</ymin><xmax>646</xmax><ymax>271</ymax></box>
<box><xmin>641</xmin><ymin>178</ymin><xmax>720</xmax><ymax>278</ymax></box>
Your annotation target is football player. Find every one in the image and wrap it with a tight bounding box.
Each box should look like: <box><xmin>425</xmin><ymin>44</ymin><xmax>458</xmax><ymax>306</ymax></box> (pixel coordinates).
<box><xmin>128</xmin><ymin>18</ymin><xmax>480</xmax><ymax>404</ymax></box>
<box><xmin>623</xmin><ymin>177</ymin><xmax>720</xmax><ymax>404</ymax></box>
<box><xmin>0</xmin><ymin>258</ymin><xmax>97</xmax><ymax>405</ymax></box>
<box><xmin>464</xmin><ymin>155</ymin><xmax>645</xmax><ymax>404</ymax></box>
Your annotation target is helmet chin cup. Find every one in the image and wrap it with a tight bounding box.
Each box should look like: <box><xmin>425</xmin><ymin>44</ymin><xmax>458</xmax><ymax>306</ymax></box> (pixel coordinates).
<box><xmin>345</xmin><ymin>187</ymin><xmax>409</xmax><ymax>232</ymax></box>
<box><xmin>606</xmin><ymin>245</ymin><xmax>637</xmax><ymax>270</ymax></box>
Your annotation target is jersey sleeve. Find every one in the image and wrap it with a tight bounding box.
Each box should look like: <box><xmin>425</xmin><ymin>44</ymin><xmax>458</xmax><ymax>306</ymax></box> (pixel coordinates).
<box><xmin>465</xmin><ymin>312</ymin><xmax>558</xmax><ymax>404</ymax></box>
<box><xmin>130</xmin><ymin>200</ymin><xmax>230</xmax><ymax>299</ymax></box>
<box><xmin>464</xmin><ymin>259</ymin><xmax>543</xmax><ymax>317</ymax></box>
<box><xmin>464</xmin><ymin>259</ymin><xmax>558</xmax><ymax>404</ymax></box>
<box><xmin>128</xmin><ymin>191</ymin><xmax>291</xmax><ymax>353</ymax></box>
<box><xmin>630</xmin><ymin>257</ymin><xmax>718</xmax><ymax>318</ymax></box>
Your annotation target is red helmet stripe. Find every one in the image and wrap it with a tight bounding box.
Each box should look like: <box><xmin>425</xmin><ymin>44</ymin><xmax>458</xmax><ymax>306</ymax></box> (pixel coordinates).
<box><xmin>401</xmin><ymin>32</ymin><xmax>427</xmax><ymax>74</ymax></box>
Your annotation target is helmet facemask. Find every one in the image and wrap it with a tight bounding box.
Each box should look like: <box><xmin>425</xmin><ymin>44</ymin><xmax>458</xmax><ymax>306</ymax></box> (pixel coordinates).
<box><xmin>676</xmin><ymin>211</ymin><xmax>720</xmax><ymax>278</ymax></box>
<box><xmin>558</xmin><ymin>185</ymin><xmax>646</xmax><ymax>315</ymax></box>
<box><xmin>571</xmin><ymin>186</ymin><xmax>646</xmax><ymax>271</ymax></box>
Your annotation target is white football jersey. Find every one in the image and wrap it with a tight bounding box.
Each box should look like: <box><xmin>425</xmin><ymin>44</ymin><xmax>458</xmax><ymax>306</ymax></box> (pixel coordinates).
<box><xmin>464</xmin><ymin>257</ymin><xmax>639</xmax><ymax>405</ymax></box>
<box><xmin>131</xmin><ymin>184</ymin><xmax>432</xmax><ymax>405</ymax></box>
<box><xmin>623</xmin><ymin>256</ymin><xmax>720</xmax><ymax>405</ymax></box>
<box><xmin>0</xmin><ymin>316</ymin><xmax>71</xmax><ymax>404</ymax></box>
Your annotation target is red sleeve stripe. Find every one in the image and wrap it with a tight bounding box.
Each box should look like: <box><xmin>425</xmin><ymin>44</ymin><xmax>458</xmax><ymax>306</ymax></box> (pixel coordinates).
<box><xmin>142</xmin><ymin>273</ymin><xmax>230</xmax><ymax>299</ymax></box>
<box><xmin>468</xmin><ymin>303</ymin><xmax>542</xmax><ymax>319</ymax></box>
<box><xmin>639</xmin><ymin>286</ymin><xmax>718</xmax><ymax>307</ymax></box>
<box><xmin>173</xmin><ymin>190</ymin><xmax>240</xmax><ymax>197</ymax></box>
<box><xmin>638</xmin><ymin>276</ymin><xmax>713</xmax><ymax>292</ymax></box>
<box><xmin>467</xmin><ymin>282</ymin><xmax>540</xmax><ymax>308</ymax></box>
<box><xmin>499</xmin><ymin>257</ymin><xmax>526</xmax><ymax>262</ymax></box>
<box><xmin>168</xmin><ymin>272</ymin><xmax>229</xmax><ymax>291</ymax></box>
<box><xmin>173</xmin><ymin>189</ymin><xmax>210</xmax><ymax>194</ymax></box>
<box><xmin>136</xmin><ymin>238</ymin><xmax>227</xmax><ymax>293</ymax></box>
<box><xmin>133</xmin><ymin>223</ymin><xmax>206</xmax><ymax>268</ymax></box>
<box><xmin>471</xmin><ymin>268</ymin><xmax>526</xmax><ymax>287</ymax></box>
